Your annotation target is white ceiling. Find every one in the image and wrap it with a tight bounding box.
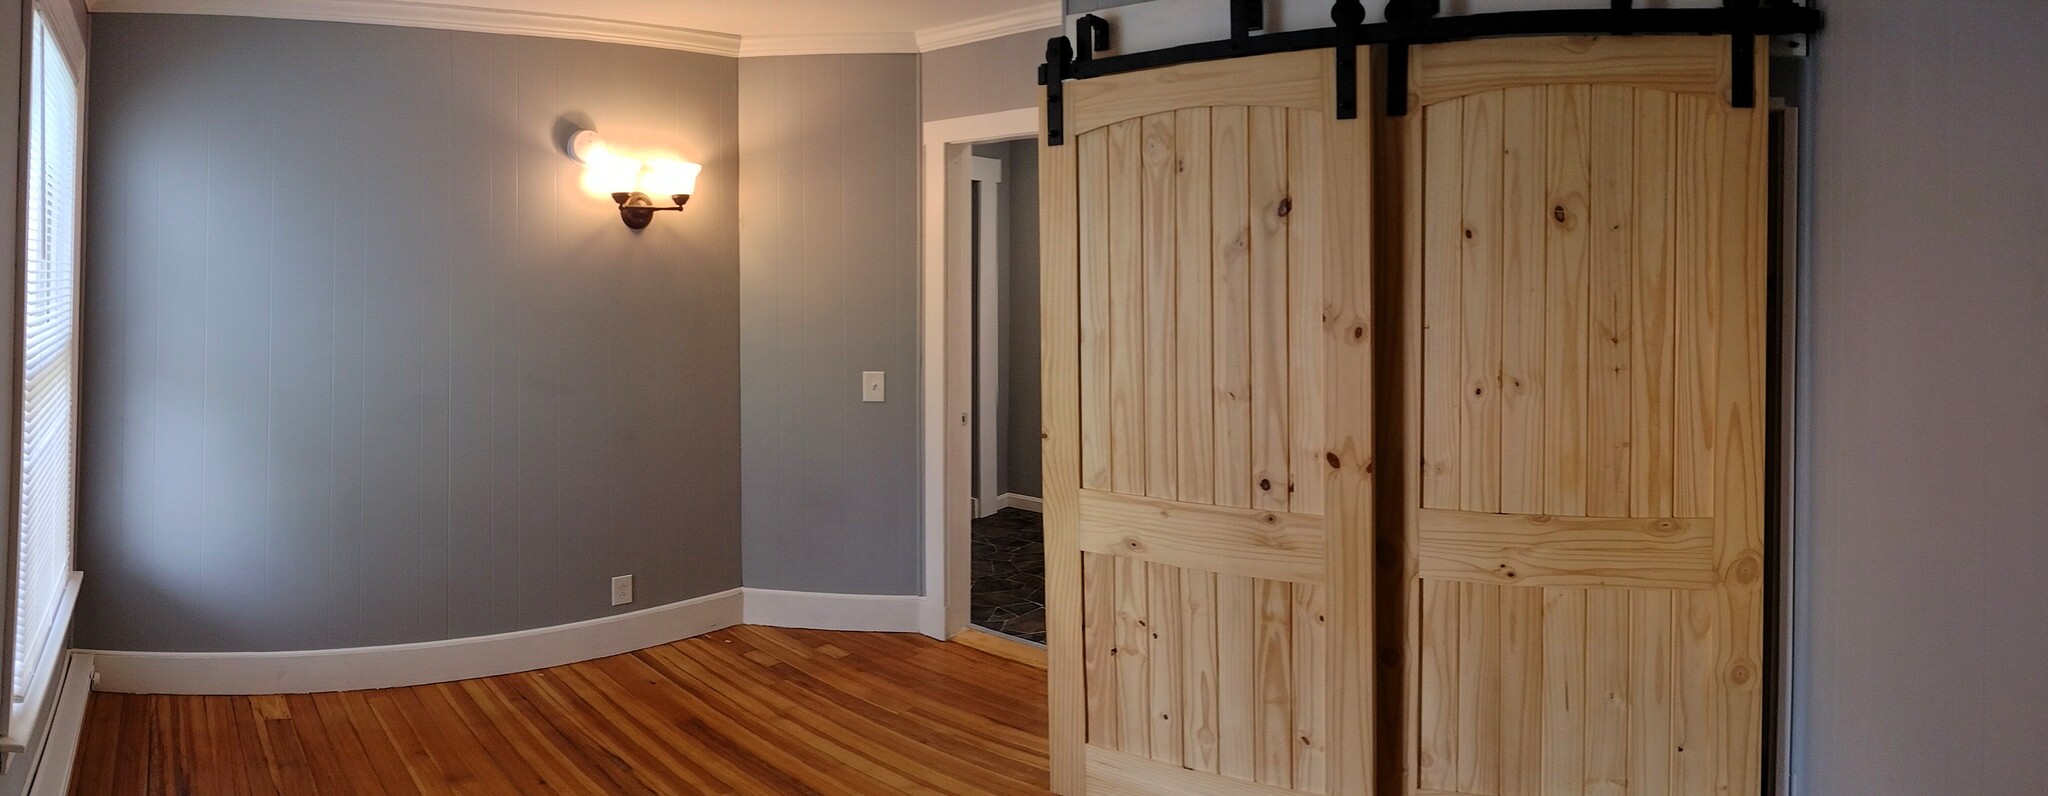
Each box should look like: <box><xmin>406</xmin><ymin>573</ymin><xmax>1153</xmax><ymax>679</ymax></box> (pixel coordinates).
<box><xmin>86</xmin><ymin>0</ymin><xmax>1066</xmax><ymax>56</ymax></box>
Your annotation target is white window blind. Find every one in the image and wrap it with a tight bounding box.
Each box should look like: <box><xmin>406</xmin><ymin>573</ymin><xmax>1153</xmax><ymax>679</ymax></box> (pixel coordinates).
<box><xmin>15</xmin><ymin>10</ymin><xmax>79</xmax><ymax>701</ymax></box>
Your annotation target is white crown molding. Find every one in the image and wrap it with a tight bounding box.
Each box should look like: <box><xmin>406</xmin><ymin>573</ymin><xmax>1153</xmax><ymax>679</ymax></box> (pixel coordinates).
<box><xmin>740</xmin><ymin>31</ymin><xmax>918</xmax><ymax>58</ymax></box>
<box><xmin>914</xmin><ymin>1</ymin><xmax>1062</xmax><ymax>52</ymax></box>
<box><xmin>85</xmin><ymin>0</ymin><xmax>745</xmax><ymax>57</ymax></box>
<box><xmin>88</xmin><ymin>0</ymin><xmax>1062</xmax><ymax>57</ymax></box>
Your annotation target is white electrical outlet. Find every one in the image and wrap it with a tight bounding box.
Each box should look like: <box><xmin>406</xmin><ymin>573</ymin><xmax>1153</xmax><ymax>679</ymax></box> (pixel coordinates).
<box><xmin>862</xmin><ymin>371</ymin><xmax>886</xmax><ymax>402</ymax></box>
<box><xmin>610</xmin><ymin>575</ymin><xmax>634</xmax><ymax>606</ymax></box>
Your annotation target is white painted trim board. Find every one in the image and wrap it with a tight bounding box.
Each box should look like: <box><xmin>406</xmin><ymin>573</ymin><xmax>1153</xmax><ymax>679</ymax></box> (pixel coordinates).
<box><xmin>996</xmin><ymin>492</ymin><xmax>1043</xmax><ymax>513</ymax></box>
<box><xmin>77</xmin><ymin>588</ymin><xmax>938</xmax><ymax>696</ymax></box>
<box><xmin>742</xmin><ymin>589</ymin><xmax>924</xmax><ymax>633</ymax></box>
<box><xmin>19</xmin><ymin>654</ymin><xmax>93</xmax><ymax>796</ymax></box>
<box><xmin>83</xmin><ymin>588</ymin><xmax>745</xmax><ymax>695</ymax></box>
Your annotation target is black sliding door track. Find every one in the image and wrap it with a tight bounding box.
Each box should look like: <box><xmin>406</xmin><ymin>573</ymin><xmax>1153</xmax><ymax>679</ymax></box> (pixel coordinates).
<box><xmin>1038</xmin><ymin>1</ymin><xmax>1822</xmax><ymax>144</ymax></box>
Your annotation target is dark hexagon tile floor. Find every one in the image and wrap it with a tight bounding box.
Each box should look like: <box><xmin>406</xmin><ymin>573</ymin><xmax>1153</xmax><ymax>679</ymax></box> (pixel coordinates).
<box><xmin>970</xmin><ymin>507</ymin><xmax>1045</xmax><ymax>644</ymax></box>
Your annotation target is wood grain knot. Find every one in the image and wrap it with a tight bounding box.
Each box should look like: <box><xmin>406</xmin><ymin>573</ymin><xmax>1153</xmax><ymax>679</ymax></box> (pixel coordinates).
<box><xmin>1463</xmin><ymin>228</ymin><xmax>1474</xmax><ymax>239</ymax></box>
<box><xmin>1729</xmin><ymin>662</ymin><xmax>1756</xmax><ymax>686</ymax></box>
<box><xmin>1277</xmin><ymin>197</ymin><xmax>1293</xmax><ymax>218</ymax></box>
<box><xmin>1121</xmin><ymin>537</ymin><xmax>1146</xmax><ymax>553</ymax></box>
<box><xmin>1496</xmin><ymin>565</ymin><xmax>1519</xmax><ymax>581</ymax></box>
<box><xmin>1352</xmin><ymin>325</ymin><xmax>1366</xmax><ymax>341</ymax></box>
<box><xmin>1553</xmin><ymin>205</ymin><xmax>1568</xmax><ymax>223</ymax></box>
<box><xmin>1259</xmin><ymin>478</ymin><xmax>1273</xmax><ymax>491</ymax></box>
<box><xmin>1326</xmin><ymin>452</ymin><xmax>1342</xmax><ymax>469</ymax></box>
<box><xmin>1731</xmin><ymin>555</ymin><xmax>1762</xmax><ymax>584</ymax></box>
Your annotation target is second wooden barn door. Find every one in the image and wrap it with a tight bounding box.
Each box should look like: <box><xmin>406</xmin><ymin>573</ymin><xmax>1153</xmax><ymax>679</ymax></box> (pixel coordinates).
<box><xmin>1390</xmin><ymin>36</ymin><xmax>1768</xmax><ymax>796</ymax></box>
<box><xmin>1041</xmin><ymin>50</ymin><xmax>1375</xmax><ymax>795</ymax></box>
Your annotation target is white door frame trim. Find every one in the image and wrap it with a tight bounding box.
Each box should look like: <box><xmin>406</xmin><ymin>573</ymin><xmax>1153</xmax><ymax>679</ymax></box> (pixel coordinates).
<box><xmin>971</xmin><ymin>156</ymin><xmax>1005</xmax><ymax>520</ymax></box>
<box><xmin>920</xmin><ymin>107</ymin><xmax>1040</xmax><ymax>640</ymax></box>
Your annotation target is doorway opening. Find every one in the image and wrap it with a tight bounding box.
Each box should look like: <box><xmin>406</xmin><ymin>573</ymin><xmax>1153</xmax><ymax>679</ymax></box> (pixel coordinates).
<box><xmin>967</xmin><ymin>140</ymin><xmax>1045</xmax><ymax>645</ymax></box>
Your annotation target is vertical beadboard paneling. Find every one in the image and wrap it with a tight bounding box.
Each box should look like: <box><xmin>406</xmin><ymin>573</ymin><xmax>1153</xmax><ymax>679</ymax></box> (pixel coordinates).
<box><xmin>737</xmin><ymin>53</ymin><xmax>922</xmax><ymax>595</ymax></box>
<box><xmin>77</xmin><ymin>15</ymin><xmax>743</xmax><ymax>652</ymax></box>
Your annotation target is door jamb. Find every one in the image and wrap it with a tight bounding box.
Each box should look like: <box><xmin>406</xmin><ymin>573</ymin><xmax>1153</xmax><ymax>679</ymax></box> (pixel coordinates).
<box><xmin>971</xmin><ymin>156</ymin><xmax>1005</xmax><ymax>519</ymax></box>
<box><xmin>919</xmin><ymin>108</ymin><xmax>1040</xmax><ymax>640</ymax></box>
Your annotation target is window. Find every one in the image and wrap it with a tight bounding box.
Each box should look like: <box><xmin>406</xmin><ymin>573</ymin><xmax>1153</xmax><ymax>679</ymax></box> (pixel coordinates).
<box><xmin>15</xmin><ymin>7</ymin><xmax>81</xmax><ymax>703</ymax></box>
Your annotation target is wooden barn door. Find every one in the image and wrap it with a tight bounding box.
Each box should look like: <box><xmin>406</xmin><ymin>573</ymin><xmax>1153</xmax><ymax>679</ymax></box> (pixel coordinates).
<box><xmin>1041</xmin><ymin>50</ymin><xmax>1375</xmax><ymax>795</ymax></box>
<box><xmin>1388</xmin><ymin>36</ymin><xmax>1769</xmax><ymax>796</ymax></box>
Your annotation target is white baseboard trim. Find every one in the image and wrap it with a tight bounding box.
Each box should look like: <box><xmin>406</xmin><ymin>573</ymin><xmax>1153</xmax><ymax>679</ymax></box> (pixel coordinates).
<box><xmin>996</xmin><ymin>492</ymin><xmax>1043</xmax><ymax>513</ymax></box>
<box><xmin>77</xmin><ymin>587</ymin><xmax>933</xmax><ymax>696</ymax></box>
<box><xmin>82</xmin><ymin>588</ymin><xmax>744</xmax><ymax>696</ymax></box>
<box><xmin>20</xmin><ymin>653</ymin><xmax>94</xmax><ymax>796</ymax></box>
<box><xmin>742</xmin><ymin>588</ymin><xmax>925</xmax><ymax>633</ymax></box>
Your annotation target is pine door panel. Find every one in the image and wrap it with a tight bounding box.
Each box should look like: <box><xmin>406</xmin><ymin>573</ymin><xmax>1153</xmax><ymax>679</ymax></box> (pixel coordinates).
<box><xmin>1046</xmin><ymin>49</ymin><xmax>1375</xmax><ymax>796</ymax></box>
<box><xmin>1397</xmin><ymin>36</ymin><xmax>1767</xmax><ymax>796</ymax></box>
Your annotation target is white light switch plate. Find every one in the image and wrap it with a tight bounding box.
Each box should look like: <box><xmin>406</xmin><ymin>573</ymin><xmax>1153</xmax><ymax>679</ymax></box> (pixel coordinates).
<box><xmin>862</xmin><ymin>371</ymin><xmax>885</xmax><ymax>402</ymax></box>
<box><xmin>611</xmin><ymin>575</ymin><xmax>634</xmax><ymax>606</ymax></box>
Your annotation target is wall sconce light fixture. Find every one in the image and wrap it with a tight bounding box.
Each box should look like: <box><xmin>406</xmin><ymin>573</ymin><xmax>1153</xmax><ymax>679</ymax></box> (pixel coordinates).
<box><xmin>566</xmin><ymin>128</ymin><xmax>702</xmax><ymax>230</ymax></box>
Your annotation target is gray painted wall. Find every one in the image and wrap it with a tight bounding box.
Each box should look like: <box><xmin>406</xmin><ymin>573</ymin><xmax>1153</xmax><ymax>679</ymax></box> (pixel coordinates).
<box><xmin>971</xmin><ymin>140</ymin><xmax>1042</xmax><ymax>500</ymax></box>
<box><xmin>1800</xmin><ymin>1</ymin><xmax>2048</xmax><ymax>792</ymax></box>
<box><xmin>77</xmin><ymin>15</ymin><xmax>742</xmax><ymax>653</ymax></box>
<box><xmin>738</xmin><ymin>55</ymin><xmax>921</xmax><ymax>595</ymax></box>
<box><xmin>920</xmin><ymin>28</ymin><xmax>1058</xmax><ymax>122</ymax></box>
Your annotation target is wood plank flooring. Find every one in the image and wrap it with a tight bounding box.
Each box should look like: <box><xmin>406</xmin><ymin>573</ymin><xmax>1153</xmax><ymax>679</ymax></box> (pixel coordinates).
<box><xmin>69</xmin><ymin>626</ymin><xmax>1051</xmax><ymax>795</ymax></box>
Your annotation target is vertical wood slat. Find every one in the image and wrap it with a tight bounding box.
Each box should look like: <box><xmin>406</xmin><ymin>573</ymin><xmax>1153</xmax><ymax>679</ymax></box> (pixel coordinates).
<box><xmin>1146</xmin><ymin>562</ymin><xmax>1184</xmax><ymax>766</ymax></box>
<box><xmin>1393</xmin><ymin>95</ymin><xmax>1429</xmax><ymax>796</ymax></box>
<box><xmin>1586</xmin><ymin>85</ymin><xmax>1635</xmax><ymax>519</ymax></box>
<box><xmin>1114</xmin><ymin>555</ymin><xmax>1152</xmax><ymax>757</ymax></box>
<box><xmin>1416</xmin><ymin>579</ymin><xmax>1458</xmax><ymax>791</ymax></box>
<box><xmin>1083</xmin><ymin>553</ymin><xmax>1121</xmax><ymax>748</ymax></box>
<box><xmin>1287</xmin><ymin>109</ymin><xmax>1328</xmax><ymax>518</ymax></box>
<box><xmin>1291</xmin><ymin>583</ymin><xmax>1328</xmax><ymax>792</ymax></box>
<box><xmin>1632</xmin><ymin>90</ymin><xmax>1678</xmax><ymax>519</ymax></box>
<box><xmin>1108</xmin><ymin>119</ymin><xmax>1148</xmax><ymax>496</ymax></box>
<box><xmin>1180</xmin><ymin>571</ymin><xmax>1222</xmax><ymax>773</ymax></box>
<box><xmin>1079</xmin><ymin>130</ymin><xmax>1113</xmax><ymax>492</ymax></box>
<box><xmin>1211</xmin><ymin>106</ymin><xmax>1255</xmax><ymax>511</ymax></box>
<box><xmin>1500</xmin><ymin>585</ymin><xmax>1545</xmax><ymax>795</ymax></box>
<box><xmin>1420</xmin><ymin>99</ymin><xmax>1465</xmax><ymax>511</ymax></box>
<box><xmin>1248</xmin><ymin>106</ymin><xmax>1292</xmax><ymax>512</ymax></box>
<box><xmin>1458</xmin><ymin>91</ymin><xmax>1504</xmax><ymax>516</ymax></box>
<box><xmin>1584</xmin><ymin>588</ymin><xmax>1631</xmax><ymax>795</ymax></box>
<box><xmin>1672</xmin><ymin>96</ymin><xmax>1719</xmax><ymax>520</ymax></box>
<box><xmin>1715</xmin><ymin>56</ymin><xmax>1770</xmax><ymax>795</ymax></box>
<box><xmin>1631</xmin><ymin>590</ymin><xmax>1677</xmax><ymax>796</ymax></box>
<box><xmin>1673</xmin><ymin>588</ymin><xmax>1718</xmax><ymax>793</ymax></box>
<box><xmin>1142</xmin><ymin>113</ymin><xmax>1180</xmax><ymax>501</ymax></box>
<box><xmin>1216</xmin><ymin>573</ymin><xmax>1258</xmax><ymax>781</ymax></box>
<box><xmin>1543</xmin><ymin>85</ymin><xmax>1591</xmax><ymax>518</ymax></box>
<box><xmin>1176</xmin><ymin>108</ymin><xmax>1218</xmax><ymax>506</ymax></box>
<box><xmin>1499</xmin><ymin>86</ymin><xmax>1548</xmax><ymax>517</ymax></box>
<box><xmin>1540</xmin><ymin>587</ymin><xmax>1585</xmax><ymax>795</ymax></box>
<box><xmin>1455</xmin><ymin>581</ymin><xmax>1501</xmax><ymax>795</ymax></box>
<box><xmin>1252</xmin><ymin>578</ymin><xmax>1295</xmax><ymax>788</ymax></box>
<box><xmin>1040</xmin><ymin>98</ymin><xmax>1087</xmax><ymax>794</ymax></box>
<box><xmin>1324</xmin><ymin>63</ymin><xmax>1379</xmax><ymax>796</ymax></box>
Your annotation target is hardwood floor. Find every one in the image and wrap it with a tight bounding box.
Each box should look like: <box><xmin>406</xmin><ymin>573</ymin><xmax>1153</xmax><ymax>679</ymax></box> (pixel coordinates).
<box><xmin>69</xmin><ymin>626</ymin><xmax>1051</xmax><ymax>795</ymax></box>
